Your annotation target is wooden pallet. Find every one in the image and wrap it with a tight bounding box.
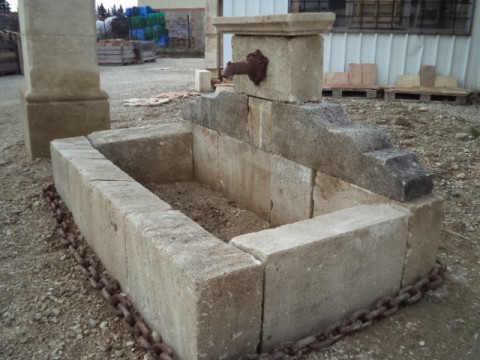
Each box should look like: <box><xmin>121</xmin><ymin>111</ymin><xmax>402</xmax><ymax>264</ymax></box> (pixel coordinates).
<box><xmin>385</xmin><ymin>87</ymin><xmax>468</xmax><ymax>104</ymax></box>
<box><xmin>323</xmin><ymin>86</ymin><xmax>381</xmax><ymax>99</ymax></box>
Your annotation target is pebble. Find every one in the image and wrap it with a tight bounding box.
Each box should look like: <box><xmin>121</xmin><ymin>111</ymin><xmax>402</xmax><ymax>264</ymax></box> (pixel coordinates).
<box><xmin>419</xmin><ymin>340</ymin><xmax>425</xmax><ymax>346</ymax></box>
<box><xmin>455</xmin><ymin>133</ymin><xmax>469</xmax><ymax>141</ymax></box>
<box><xmin>99</xmin><ymin>321</ymin><xmax>108</xmax><ymax>331</ymax></box>
<box><xmin>126</xmin><ymin>341</ymin><xmax>135</xmax><ymax>348</ymax></box>
<box><xmin>151</xmin><ymin>331</ymin><xmax>161</xmax><ymax>343</ymax></box>
<box><xmin>89</xmin><ymin>319</ymin><xmax>97</xmax><ymax>328</ymax></box>
<box><xmin>456</xmin><ymin>173</ymin><xmax>466</xmax><ymax>179</ymax></box>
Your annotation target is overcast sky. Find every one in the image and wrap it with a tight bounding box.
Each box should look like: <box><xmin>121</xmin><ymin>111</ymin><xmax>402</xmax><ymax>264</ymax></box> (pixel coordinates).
<box><xmin>8</xmin><ymin>1</ymin><xmax>139</xmax><ymax>13</ymax></box>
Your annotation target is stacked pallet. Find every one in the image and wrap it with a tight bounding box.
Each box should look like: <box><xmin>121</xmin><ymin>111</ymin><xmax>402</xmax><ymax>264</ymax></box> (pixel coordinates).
<box><xmin>0</xmin><ymin>31</ymin><xmax>21</xmax><ymax>75</ymax></box>
<box><xmin>131</xmin><ymin>40</ymin><xmax>156</xmax><ymax>62</ymax></box>
<box><xmin>97</xmin><ymin>40</ymin><xmax>135</xmax><ymax>66</ymax></box>
<box><xmin>323</xmin><ymin>63</ymin><xmax>379</xmax><ymax>98</ymax></box>
<box><xmin>386</xmin><ymin>66</ymin><xmax>469</xmax><ymax>104</ymax></box>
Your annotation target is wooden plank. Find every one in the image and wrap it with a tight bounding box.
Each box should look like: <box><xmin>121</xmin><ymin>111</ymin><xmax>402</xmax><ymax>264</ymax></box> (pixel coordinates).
<box><xmin>362</xmin><ymin>64</ymin><xmax>377</xmax><ymax>86</ymax></box>
<box><xmin>420</xmin><ymin>65</ymin><xmax>436</xmax><ymax>87</ymax></box>
<box><xmin>348</xmin><ymin>63</ymin><xmax>362</xmax><ymax>85</ymax></box>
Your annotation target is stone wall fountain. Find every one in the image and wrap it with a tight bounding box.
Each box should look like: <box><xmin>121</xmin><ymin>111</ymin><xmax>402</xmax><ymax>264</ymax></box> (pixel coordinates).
<box><xmin>51</xmin><ymin>13</ymin><xmax>442</xmax><ymax>360</ymax></box>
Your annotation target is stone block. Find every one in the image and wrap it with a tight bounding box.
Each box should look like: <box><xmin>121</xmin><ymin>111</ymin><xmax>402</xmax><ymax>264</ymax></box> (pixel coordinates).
<box><xmin>313</xmin><ymin>171</ymin><xmax>388</xmax><ymax>216</ymax></box>
<box><xmin>270</xmin><ymin>101</ymin><xmax>433</xmax><ymax>201</ymax></box>
<box><xmin>195</xmin><ymin>69</ymin><xmax>212</xmax><ymax>93</ymax></box>
<box><xmin>231</xmin><ymin>204</ymin><xmax>408</xmax><ymax>351</ymax></box>
<box><xmin>348</xmin><ymin>63</ymin><xmax>362</xmax><ymax>85</ymax></box>
<box><xmin>22</xmin><ymin>95</ymin><xmax>110</xmax><ymax>158</ymax></box>
<box><xmin>248</xmin><ymin>96</ymin><xmax>272</xmax><ymax>151</ymax></box>
<box><xmin>124</xmin><ymin>210</ymin><xmax>263</xmax><ymax>360</ymax></box>
<box><xmin>397</xmin><ymin>75</ymin><xmax>420</xmax><ymax>87</ymax></box>
<box><xmin>232</xmin><ymin>35</ymin><xmax>323</xmax><ymax>103</ymax></box>
<box><xmin>270</xmin><ymin>156</ymin><xmax>314</xmax><ymax>225</ymax></box>
<box><xmin>434</xmin><ymin>76</ymin><xmax>458</xmax><ymax>88</ymax></box>
<box><xmin>88</xmin><ymin>124</ymin><xmax>193</xmax><ymax>184</ymax></box>
<box><xmin>218</xmin><ymin>135</ymin><xmax>271</xmax><ymax>219</ymax></box>
<box><xmin>420</xmin><ymin>65</ymin><xmax>436</xmax><ymax>87</ymax></box>
<box><xmin>182</xmin><ymin>91</ymin><xmax>249</xmax><ymax>142</ymax></box>
<box><xmin>191</xmin><ymin>124</ymin><xmax>220</xmax><ymax>191</ymax></box>
<box><xmin>87</xmin><ymin>180</ymin><xmax>171</xmax><ymax>286</ymax></box>
<box><xmin>400</xmin><ymin>194</ymin><xmax>443</xmax><ymax>286</ymax></box>
<box><xmin>362</xmin><ymin>63</ymin><xmax>377</xmax><ymax>85</ymax></box>
<box><xmin>324</xmin><ymin>72</ymin><xmax>349</xmax><ymax>86</ymax></box>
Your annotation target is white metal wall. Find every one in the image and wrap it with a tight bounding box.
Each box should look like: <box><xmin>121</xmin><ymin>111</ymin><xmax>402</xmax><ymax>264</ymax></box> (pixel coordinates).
<box><xmin>138</xmin><ymin>0</ymin><xmax>205</xmax><ymax>9</ymax></box>
<box><xmin>223</xmin><ymin>0</ymin><xmax>480</xmax><ymax>90</ymax></box>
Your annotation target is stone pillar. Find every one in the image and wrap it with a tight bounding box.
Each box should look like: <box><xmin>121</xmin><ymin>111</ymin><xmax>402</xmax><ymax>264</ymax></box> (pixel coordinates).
<box><xmin>204</xmin><ymin>0</ymin><xmax>222</xmax><ymax>80</ymax></box>
<box><xmin>19</xmin><ymin>0</ymin><xmax>110</xmax><ymax>158</ymax></box>
<box><xmin>213</xmin><ymin>13</ymin><xmax>335</xmax><ymax>103</ymax></box>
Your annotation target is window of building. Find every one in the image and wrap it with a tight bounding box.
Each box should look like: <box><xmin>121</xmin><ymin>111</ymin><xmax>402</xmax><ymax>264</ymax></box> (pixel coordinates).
<box><xmin>289</xmin><ymin>0</ymin><xmax>475</xmax><ymax>34</ymax></box>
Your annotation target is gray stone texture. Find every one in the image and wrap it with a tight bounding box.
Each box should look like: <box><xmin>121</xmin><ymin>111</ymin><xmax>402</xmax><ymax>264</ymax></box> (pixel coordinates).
<box><xmin>270</xmin><ymin>102</ymin><xmax>433</xmax><ymax>201</ymax></box>
<box><xmin>218</xmin><ymin>134</ymin><xmax>272</xmax><ymax>219</ymax></box>
<box><xmin>88</xmin><ymin>124</ymin><xmax>193</xmax><ymax>184</ymax></box>
<box><xmin>182</xmin><ymin>91</ymin><xmax>249</xmax><ymax>142</ymax></box>
<box><xmin>232</xmin><ymin>35</ymin><xmax>324</xmax><ymax>103</ymax></box>
<box><xmin>248</xmin><ymin>96</ymin><xmax>273</xmax><ymax>151</ymax></box>
<box><xmin>270</xmin><ymin>155</ymin><xmax>314</xmax><ymax>225</ymax></box>
<box><xmin>191</xmin><ymin>123</ymin><xmax>220</xmax><ymax>191</ymax></box>
<box><xmin>231</xmin><ymin>204</ymin><xmax>408</xmax><ymax>351</ymax></box>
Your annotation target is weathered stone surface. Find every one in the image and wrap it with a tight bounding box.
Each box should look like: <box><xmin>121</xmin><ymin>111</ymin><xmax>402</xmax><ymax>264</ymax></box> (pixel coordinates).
<box><xmin>231</xmin><ymin>204</ymin><xmax>408</xmax><ymax>351</ymax></box>
<box><xmin>195</xmin><ymin>69</ymin><xmax>212</xmax><ymax>93</ymax></box>
<box><xmin>218</xmin><ymin>135</ymin><xmax>271</xmax><ymax>219</ymax></box>
<box><xmin>270</xmin><ymin>102</ymin><xmax>433</xmax><ymax>201</ymax></box>
<box><xmin>400</xmin><ymin>194</ymin><xmax>443</xmax><ymax>286</ymax></box>
<box><xmin>248</xmin><ymin>96</ymin><xmax>272</xmax><ymax>151</ymax></box>
<box><xmin>88</xmin><ymin>124</ymin><xmax>193</xmax><ymax>184</ymax></box>
<box><xmin>232</xmin><ymin>35</ymin><xmax>324</xmax><ymax>103</ymax></box>
<box><xmin>182</xmin><ymin>91</ymin><xmax>249</xmax><ymax>142</ymax></box>
<box><xmin>124</xmin><ymin>210</ymin><xmax>263</xmax><ymax>360</ymax></box>
<box><xmin>212</xmin><ymin>13</ymin><xmax>335</xmax><ymax>36</ymax></box>
<box><xmin>19</xmin><ymin>0</ymin><xmax>110</xmax><ymax>158</ymax></box>
<box><xmin>270</xmin><ymin>156</ymin><xmax>314</xmax><ymax>225</ymax></box>
<box><xmin>22</xmin><ymin>96</ymin><xmax>110</xmax><ymax>158</ymax></box>
<box><xmin>191</xmin><ymin>123</ymin><xmax>220</xmax><ymax>190</ymax></box>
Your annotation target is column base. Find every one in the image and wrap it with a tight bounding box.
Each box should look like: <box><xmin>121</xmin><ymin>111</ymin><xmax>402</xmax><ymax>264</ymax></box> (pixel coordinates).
<box><xmin>21</xmin><ymin>90</ymin><xmax>110</xmax><ymax>158</ymax></box>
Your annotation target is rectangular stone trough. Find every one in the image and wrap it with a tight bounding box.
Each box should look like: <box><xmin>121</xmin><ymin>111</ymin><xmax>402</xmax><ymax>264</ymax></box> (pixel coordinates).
<box><xmin>51</xmin><ymin>122</ymin><xmax>441</xmax><ymax>359</ymax></box>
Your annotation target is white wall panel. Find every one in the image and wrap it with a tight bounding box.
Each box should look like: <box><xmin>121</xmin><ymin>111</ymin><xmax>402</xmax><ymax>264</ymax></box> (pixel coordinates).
<box><xmin>222</xmin><ymin>0</ymin><xmax>479</xmax><ymax>90</ymax></box>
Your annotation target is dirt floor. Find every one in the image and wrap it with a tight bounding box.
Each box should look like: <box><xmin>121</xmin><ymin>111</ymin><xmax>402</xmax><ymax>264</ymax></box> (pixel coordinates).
<box><xmin>1</xmin><ymin>58</ymin><xmax>479</xmax><ymax>360</ymax></box>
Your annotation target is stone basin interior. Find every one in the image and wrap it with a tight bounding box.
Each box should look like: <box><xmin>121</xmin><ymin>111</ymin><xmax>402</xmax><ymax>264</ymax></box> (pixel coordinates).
<box><xmin>51</xmin><ymin>106</ymin><xmax>441</xmax><ymax>359</ymax></box>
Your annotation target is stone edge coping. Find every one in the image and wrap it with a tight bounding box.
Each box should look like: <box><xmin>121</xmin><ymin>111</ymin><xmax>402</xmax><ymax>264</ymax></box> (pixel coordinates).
<box><xmin>212</xmin><ymin>13</ymin><xmax>336</xmax><ymax>36</ymax></box>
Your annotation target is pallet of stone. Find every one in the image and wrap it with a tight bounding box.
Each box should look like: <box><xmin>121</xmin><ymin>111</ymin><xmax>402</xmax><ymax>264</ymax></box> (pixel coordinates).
<box><xmin>132</xmin><ymin>40</ymin><xmax>157</xmax><ymax>63</ymax></box>
<box><xmin>0</xmin><ymin>42</ymin><xmax>20</xmax><ymax>75</ymax></box>
<box><xmin>322</xmin><ymin>85</ymin><xmax>382</xmax><ymax>99</ymax></box>
<box><xmin>385</xmin><ymin>87</ymin><xmax>468</xmax><ymax>104</ymax></box>
<box><xmin>97</xmin><ymin>43</ymin><xmax>135</xmax><ymax>65</ymax></box>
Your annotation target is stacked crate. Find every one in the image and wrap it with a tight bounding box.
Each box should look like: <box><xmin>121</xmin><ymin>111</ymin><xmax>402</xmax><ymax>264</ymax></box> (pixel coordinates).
<box><xmin>97</xmin><ymin>40</ymin><xmax>135</xmax><ymax>65</ymax></box>
<box><xmin>0</xmin><ymin>31</ymin><xmax>21</xmax><ymax>75</ymax></box>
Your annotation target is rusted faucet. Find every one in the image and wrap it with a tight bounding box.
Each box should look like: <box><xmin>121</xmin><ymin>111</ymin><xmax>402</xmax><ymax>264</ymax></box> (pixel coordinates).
<box><xmin>222</xmin><ymin>49</ymin><xmax>269</xmax><ymax>86</ymax></box>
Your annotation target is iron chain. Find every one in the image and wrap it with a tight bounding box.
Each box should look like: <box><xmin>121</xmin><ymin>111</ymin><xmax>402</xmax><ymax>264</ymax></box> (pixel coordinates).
<box><xmin>43</xmin><ymin>185</ymin><xmax>174</xmax><ymax>360</ymax></box>
<box><xmin>44</xmin><ymin>184</ymin><xmax>447</xmax><ymax>360</ymax></box>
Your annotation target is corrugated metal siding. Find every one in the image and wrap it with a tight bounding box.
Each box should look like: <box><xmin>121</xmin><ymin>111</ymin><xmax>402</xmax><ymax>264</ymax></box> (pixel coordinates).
<box><xmin>138</xmin><ymin>0</ymin><xmax>204</xmax><ymax>9</ymax></box>
<box><xmin>224</xmin><ymin>0</ymin><xmax>480</xmax><ymax>90</ymax></box>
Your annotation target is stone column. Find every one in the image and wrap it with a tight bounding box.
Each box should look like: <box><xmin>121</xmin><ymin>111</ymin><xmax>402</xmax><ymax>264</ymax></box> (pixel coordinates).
<box><xmin>19</xmin><ymin>0</ymin><xmax>110</xmax><ymax>158</ymax></box>
<box><xmin>204</xmin><ymin>0</ymin><xmax>222</xmax><ymax>80</ymax></box>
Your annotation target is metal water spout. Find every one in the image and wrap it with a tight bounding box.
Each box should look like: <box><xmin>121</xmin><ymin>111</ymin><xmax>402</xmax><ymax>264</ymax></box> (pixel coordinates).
<box><xmin>222</xmin><ymin>49</ymin><xmax>269</xmax><ymax>86</ymax></box>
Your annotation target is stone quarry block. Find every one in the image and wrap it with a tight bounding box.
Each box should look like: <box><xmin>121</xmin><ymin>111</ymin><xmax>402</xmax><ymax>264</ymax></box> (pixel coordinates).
<box><xmin>218</xmin><ymin>134</ymin><xmax>271</xmax><ymax>219</ymax></box>
<box><xmin>195</xmin><ymin>69</ymin><xmax>212</xmax><ymax>92</ymax></box>
<box><xmin>397</xmin><ymin>75</ymin><xmax>420</xmax><ymax>87</ymax></box>
<box><xmin>88</xmin><ymin>124</ymin><xmax>193</xmax><ymax>184</ymax></box>
<box><xmin>324</xmin><ymin>72</ymin><xmax>349</xmax><ymax>86</ymax></box>
<box><xmin>191</xmin><ymin>123</ymin><xmax>220</xmax><ymax>190</ymax></box>
<box><xmin>232</xmin><ymin>34</ymin><xmax>324</xmax><ymax>103</ymax></box>
<box><xmin>434</xmin><ymin>75</ymin><xmax>458</xmax><ymax>88</ymax></box>
<box><xmin>182</xmin><ymin>91</ymin><xmax>249</xmax><ymax>142</ymax></box>
<box><xmin>270</xmin><ymin>101</ymin><xmax>433</xmax><ymax>201</ymax></box>
<box><xmin>420</xmin><ymin>65</ymin><xmax>436</xmax><ymax>87</ymax></box>
<box><xmin>231</xmin><ymin>204</ymin><xmax>408</xmax><ymax>351</ymax></box>
<box><xmin>248</xmin><ymin>96</ymin><xmax>273</xmax><ymax>151</ymax></box>
<box><xmin>270</xmin><ymin>156</ymin><xmax>314</xmax><ymax>225</ymax></box>
<box><xmin>348</xmin><ymin>63</ymin><xmax>362</xmax><ymax>85</ymax></box>
<box><xmin>124</xmin><ymin>210</ymin><xmax>263</xmax><ymax>360</ymax></box>
<box><xmin>362</xmin><ymin>63</ymin><xmax>377</xmax><ymax>85</ymax></box>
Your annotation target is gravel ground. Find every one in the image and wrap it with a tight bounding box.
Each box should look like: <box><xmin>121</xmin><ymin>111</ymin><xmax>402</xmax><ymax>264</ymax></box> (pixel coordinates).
<box><xmin>1</xmin><ymin>58</ymin><xmax>479</xmax><ymax>360</ymax></box>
